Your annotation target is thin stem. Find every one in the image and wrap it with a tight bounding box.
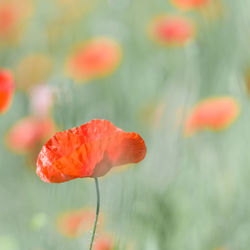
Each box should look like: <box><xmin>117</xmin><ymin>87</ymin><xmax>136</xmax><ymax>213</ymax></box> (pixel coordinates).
<box><xmin>89</xmin><ymin>178</ymin><xmax>100</xmax><ymax>250</ymax></box>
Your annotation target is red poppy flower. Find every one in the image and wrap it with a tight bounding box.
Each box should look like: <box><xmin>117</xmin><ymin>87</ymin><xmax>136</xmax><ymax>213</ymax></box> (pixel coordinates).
<box><xmin>57</xmin><ymin>208</ymin><xmax>104</xmax><ymax>238</ymax></box>
<box><xmin>0</xmin><ymin>69</ymin><xmax>15</xmax><ymax>114</ymax></box>
<box><xmin>184</xmin><ymin>97</ymin><xmax>240</xmax><ymax>136</ymax></box>
<box><xmin>0</xmin><ymin>3</ymin><xmax>19</xmax><ymax>35</ymax></box>
<box><xmin>93</xmin><ymin>234</ymin><xmax>114</xmax><ymax>250</ymax></box>
<box><xmin>36</xmin><ymin>119</ymin><xmax>146</xmax><ymax>183</ymax></box>
<box><xmin>171</xmin><ymin>0</ymin><xmax>210</xmax><ymax>10</ymax></box>
<box><xmin>7</xmin><ymin>117</ymin><xmax>55</xmax><ymax>154</ymax></box>
<box><xmin>0</xmin><ymin>0</ymin><xmax>34</xmax><ymax>44</ymax></box>
<box><xmin>65</xmin><ymin>38</ymin><xmax>122</xmax><ymax>82</ymax></box>
<box><xmin>149</xmin><ymin>15</ymin><xmax>195</xmax><ymax>46</ymax></box>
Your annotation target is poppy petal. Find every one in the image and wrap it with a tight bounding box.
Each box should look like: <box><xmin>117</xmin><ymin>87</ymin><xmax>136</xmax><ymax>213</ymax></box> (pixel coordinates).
<box><xmin>149</xmin><ymin>15</ymin><xmax>195</xmax><ymax>46</ymax></box>
<box><xmin>65</xmin><ymin>37</ymin><xmax>122</xmax><ymax>82</ymax></box>
<box><xmin>0</xmin><ymin>69</ymin><xmax>14</xmax><ymax>114</ymax></box>
<box><xmin>171</xmin><ymin>0</ymin><xmax>210</xmax><ymax>10</ymax></box>
<box><xmin>184</xmin><ymin>97</ymin><xmax>240</xmax><ymax>136</ymax></box>
<box><xmin>36</xmin><ymin>119</ymin><xmax>146</xmax><ymax>183</ymax></box>
<box><xmin>56</xmin><ymin>208</ymin><xmax>104</xmax><ymax>238</ymax></box>
<box><xmin>93</xmin><ymin>233</ymin><xmax>114</xmax><ymax>250</ymax></box>
<box><xmin>7</xmin><ymin>117</ymin><xmax>55</xmax><ymax>154</ymax></box>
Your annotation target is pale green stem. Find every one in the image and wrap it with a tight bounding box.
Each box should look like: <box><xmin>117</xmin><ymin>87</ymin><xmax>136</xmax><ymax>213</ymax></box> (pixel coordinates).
<box><xmin>89</xmin><ymin>178</ymin><xmax>100</xmax><ymax>250</ymax></box>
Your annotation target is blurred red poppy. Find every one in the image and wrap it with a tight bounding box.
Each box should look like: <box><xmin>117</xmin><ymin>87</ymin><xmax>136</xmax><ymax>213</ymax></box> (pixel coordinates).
<box><xmin>171</xmin><ymin>0</ymin><xmax>210</xmax><ymax>10</ymax></box>
<box><xmin>57</xmin><ymin>208</ymin><xmax>104</xmax><ymax>238</ymax></box>
<box><xmin>0</xmin><ymin>0</ymin><xmax>34</xmax><ymax>45</ymax></box>
<box><xmin>0</xmin><ymin>69</ymin><xmax>15</xmax><ymax>114</ymax></box>
<box><xmin>149</xmin><ymin>15</ymin><xmax>195</xmax><ymax>46</ymax></box>
<box><xmin>7</xmin><ymin>117</ymin><xmax>55</xmax><ymax>154</ymax></box>
<box><xmin>93</xmin><ymin>233</ymin><xmax>114</xmax><ymax>250</ymax></box>
<box><xmin>0</xmin><ymin>2</ymin><xmax>19</xmax><ymax>36</ymax></box>
<box><xmin>184</xmin><ymin>97</ymin><xmax>240</xmax><ymax>136</ymax></box>
<box><xmin>36</xmin><ymin>119</ymin><xmax>146</xmax><ymax>183</ymax></box>
<box><xmin>65</xmin><ymin>38</ymin><xmax>122</xmax><ymax>82</ymax></box>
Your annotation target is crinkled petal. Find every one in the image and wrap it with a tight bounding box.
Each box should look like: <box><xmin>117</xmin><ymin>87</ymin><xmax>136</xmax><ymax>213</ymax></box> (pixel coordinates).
<box><xmin>36</xmin><ymin>119</ymin><xmax>146</xmax><ymax>183</ymax></box>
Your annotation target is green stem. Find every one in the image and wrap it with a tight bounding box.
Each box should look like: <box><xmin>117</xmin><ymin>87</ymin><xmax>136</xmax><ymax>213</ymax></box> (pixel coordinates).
<box><xmin>89</xmin><ymin>178</ymin><xmax>100</xmax><ymax>250</ymax></box>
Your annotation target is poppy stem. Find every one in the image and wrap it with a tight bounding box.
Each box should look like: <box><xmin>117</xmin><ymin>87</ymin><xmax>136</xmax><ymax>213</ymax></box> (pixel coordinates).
<box><xmin>89</xmin><ymin>177</ymin><xmax>100</xmax><ymax>250</ymax></box>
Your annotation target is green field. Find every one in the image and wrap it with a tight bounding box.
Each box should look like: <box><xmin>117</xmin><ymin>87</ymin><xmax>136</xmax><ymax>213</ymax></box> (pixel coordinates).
<box><xmin>1</xmin><ymin>0</ymin><xmax>250</xmax><ymax>249</ymax></box>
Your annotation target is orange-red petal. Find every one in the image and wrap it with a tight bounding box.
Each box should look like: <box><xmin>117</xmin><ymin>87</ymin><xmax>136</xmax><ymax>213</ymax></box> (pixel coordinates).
<box><xmin>0</xmin><ymin>69</ymin><xmax>14</xmax><ymax>114</ymax></box>
<box><xmin>149</xmin><ymin>15</ymin><xmax>195</xmax><ymax>46</ymax></box>
<box><xmin>6</xmin><ymin>117</ymin><xmax>55</xmax><ymax>154</ymax></box>
<box><xmin>57</xmin><ymin>208</ymin><xmax>104</xmax><ymax>238</ymax></box>
<box><xmin>0</xmin><ymin>0</ymin><xmax>34</xmax><ymax>45</ymax></box>
<box><xmin>184</xmin><ymin>97</ymin><xmax>240</xmax><ymax>136</ymax></box>
<box><xmin>93</xmin><ymin>233</ymin><xmax>114</xmax><ymax>250</ymax></box>
<box><xmin>171</xmin><ymin>0</ymin><xmax>210</xmax><ymax>10</ymax></box>
<box><xmin>65</xmin><ymin>38</ymin><xmax>122</xmax><ymax>82</ymax></box>
<box><xmin>36</xmin><ymin>119</ymin><xmax>146</xmax><ymax>183</ymax></box>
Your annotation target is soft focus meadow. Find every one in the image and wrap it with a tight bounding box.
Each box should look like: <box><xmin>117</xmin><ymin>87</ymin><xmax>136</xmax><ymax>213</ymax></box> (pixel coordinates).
<box><xmin>1</xmin><ymin>0</ymin><xmax>250</xmax><ymax>249</ymax></box>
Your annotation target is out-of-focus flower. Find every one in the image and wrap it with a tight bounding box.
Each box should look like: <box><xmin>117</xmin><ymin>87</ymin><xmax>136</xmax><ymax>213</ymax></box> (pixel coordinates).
<box><xmin>0</xmin><ymin>69</ymin><xmax>15</xmax><ymax>114</ymax></box>
<box><xmin>149</xmin><ymin>15</ymin><xmax>195</xmax><ymax>47</ymax></box>
<box><xmin>15</xmin><ymin>54</ymin><xmax>53</xmax><ymax>90</ymax></box>
<box><xmin>0</xmin><ymin>0</ymin><xmax>34</xmax><ymax>45</ymax></box>
<box><xmin>29</xmin><ymin>84</ymin><xmax>53</xmax><ymax>118</ymax></box>
<box><xmin>36</xmin><ymin>119</ymin><xmax>146</xmax><ymax>183</ymax></box>
<box><xmin>171</xmin><ymin>0</ymin><xmax>211</xmax><ymax>10</ymax></box>
<box><xmin>93</xmin><ymin>233</ymin><xmax>114</xmax><ymax>250</ymax></box>
<box><xmin>65</xmin><ymin>38</ymin><xmax>122</xmax><ymax>83</ymax></box>
<box><xmin>29</xmin><ymin>212</ymin><xmax>48</xmax><ymax>231</ymax></box>
<box><xmin>184</xmin><ymin>97</ymin><xmax>240</xmax><ymax>136</ymax></box>
<box><xmin>57</xmin><ymin>208</ymin><xmax>104</xmax><ymax>238</ymax></box>
<box><xmin>171</xmin><ymin>0</ymin><xmax>223</xmax><ymax>21</ymax></box>
<box><xmin>0</xmin><ymin>3</ymin><xmax>19</xmax><ymax>36</ymax></box>
<box><xmin>139</xmin><ymin>101</ymin><xmax>166</xmax><ymax>128</ymax></box>
<box><xmin>6</xmin><ymin>117</ymin><xmax>55</xmax><ymax>154</ymax></box>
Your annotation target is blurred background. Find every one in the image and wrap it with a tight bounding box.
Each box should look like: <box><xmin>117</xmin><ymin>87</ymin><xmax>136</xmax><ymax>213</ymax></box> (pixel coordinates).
<box><xmin>1</xmin><ymin>0</ymin><xmax>250</xmax><ymax>249</ymax></box>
